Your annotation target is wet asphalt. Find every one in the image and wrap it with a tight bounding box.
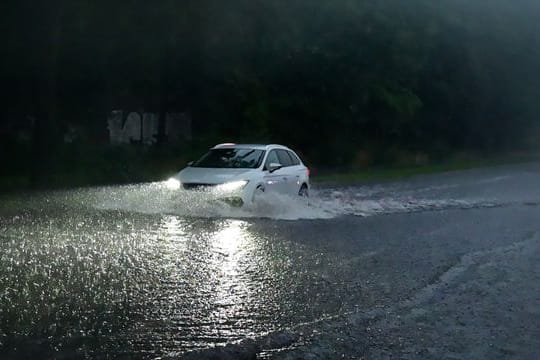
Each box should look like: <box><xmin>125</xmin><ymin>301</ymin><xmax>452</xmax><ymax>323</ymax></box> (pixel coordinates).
<box><xmin>1</xmin><ymin>162</ymin><xmax>540</xmax><ymax>359</ymax></box>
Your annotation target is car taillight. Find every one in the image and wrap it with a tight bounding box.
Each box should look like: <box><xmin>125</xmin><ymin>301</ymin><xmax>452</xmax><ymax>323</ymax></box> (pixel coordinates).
<box><xmin>307</xmin><ymin>168</ymin><xmax>311</xmax><ymax>177</ymax></box>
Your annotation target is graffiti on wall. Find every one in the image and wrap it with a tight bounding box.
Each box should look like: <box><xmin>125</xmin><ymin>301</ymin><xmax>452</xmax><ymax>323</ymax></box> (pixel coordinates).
<box><xmin>107</xmin><ymin>110</ymin><xmax>191</xmax><ymax>145</ymax></box>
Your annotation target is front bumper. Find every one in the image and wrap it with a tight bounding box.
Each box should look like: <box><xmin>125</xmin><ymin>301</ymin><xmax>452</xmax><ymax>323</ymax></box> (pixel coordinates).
<box><xmin>178</xmin><ymin>181</ymin><xmax>251</xmax><ymax>207</ymax></box>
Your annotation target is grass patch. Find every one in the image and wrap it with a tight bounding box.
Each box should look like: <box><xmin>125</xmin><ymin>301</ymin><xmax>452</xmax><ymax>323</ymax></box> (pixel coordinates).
<box><xmin>312</xmin><ymin>153</ymin><xmax>539</xmax><ymax>185</ymax></box>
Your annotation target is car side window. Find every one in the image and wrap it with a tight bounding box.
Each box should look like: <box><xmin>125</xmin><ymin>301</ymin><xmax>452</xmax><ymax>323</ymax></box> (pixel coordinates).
<box><xmin>265</xmin><ymin>150</ymin><xmax>280</xmax><ymax>169</ymax></box>
<box><xmin>287</xmin><ymin>151</ymin><xmax>301</xmax><ymax>165</ymax></box>
<box><xmin>276</xmin><ymin>150</ymin><xmax>293</xmax><ymax>167</ymax></box>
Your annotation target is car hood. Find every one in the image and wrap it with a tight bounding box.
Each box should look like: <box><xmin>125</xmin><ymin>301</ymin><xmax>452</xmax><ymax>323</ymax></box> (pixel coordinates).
<box><xmin>176</xmin><ymin>167</ymin><xmax>254</xmax><ymax>184</ymax></box>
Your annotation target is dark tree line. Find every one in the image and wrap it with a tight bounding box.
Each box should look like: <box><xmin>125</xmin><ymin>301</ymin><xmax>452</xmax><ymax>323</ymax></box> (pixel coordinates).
<box><xmin>1</xmin><ymin>0</ymin><xmax>540</xmax><ymax>182</ymax></box>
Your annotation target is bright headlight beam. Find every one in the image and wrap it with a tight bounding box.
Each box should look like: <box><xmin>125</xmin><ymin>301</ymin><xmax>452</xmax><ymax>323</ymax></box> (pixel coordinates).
<box><xmin>165</xmin><ymin>178</ymin><xmax>181</xmax><ymax>190</ymax></box>
<box><xmin>216</xmin><ymin>180</ymin><xmax>248</xmax><ymax>192</ymax></box>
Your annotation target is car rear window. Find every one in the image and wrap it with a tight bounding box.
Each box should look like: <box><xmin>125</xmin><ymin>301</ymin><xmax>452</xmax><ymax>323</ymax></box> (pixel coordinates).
<box><xmin>276</xmin><ymin>150</ymin><xmax>293</xmax><ymax>167</ymax></box>
<box><xmin>287</xmin><ymin>151</ymin><xmax>301</xmax><ymax>165</ymax></box>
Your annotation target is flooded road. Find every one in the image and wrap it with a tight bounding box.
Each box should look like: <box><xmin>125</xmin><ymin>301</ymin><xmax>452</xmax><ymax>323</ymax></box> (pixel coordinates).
<box><xmin>1</xmin><ymin>162</ymin><xmax>540</xmax><ymax>359</ymax></box>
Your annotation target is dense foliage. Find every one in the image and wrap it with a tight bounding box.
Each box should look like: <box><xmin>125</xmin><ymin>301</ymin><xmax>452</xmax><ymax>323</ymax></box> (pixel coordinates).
<box><xmin>1</xmin><ymin>0</ymin><xmax>540</xmax><ymax>183</ymax></box>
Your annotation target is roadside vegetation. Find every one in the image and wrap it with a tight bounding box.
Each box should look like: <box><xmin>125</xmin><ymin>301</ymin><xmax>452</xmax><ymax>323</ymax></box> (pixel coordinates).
<box><xmin>2</xmin><ymin>1</ymin><xmax>540</xmax><ymax>190</ymax></box>
<box><xmin>1</xmin><ymin>144</ymin><xmax>537</xmax><ymax>193</ymax></box>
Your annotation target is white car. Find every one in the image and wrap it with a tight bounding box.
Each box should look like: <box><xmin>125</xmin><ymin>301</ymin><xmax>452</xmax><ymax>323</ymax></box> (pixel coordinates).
<box><xmin>166</xmin><ymin>143</ymin><xmax>310</xmax><ymax>206</ymax></box>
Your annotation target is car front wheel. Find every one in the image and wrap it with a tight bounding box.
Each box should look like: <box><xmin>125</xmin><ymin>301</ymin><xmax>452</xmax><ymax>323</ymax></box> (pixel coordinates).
<box><xmin>252</xmin><ymin>186</ymin><xmax>265</xmax><ymax>203</ymax></box>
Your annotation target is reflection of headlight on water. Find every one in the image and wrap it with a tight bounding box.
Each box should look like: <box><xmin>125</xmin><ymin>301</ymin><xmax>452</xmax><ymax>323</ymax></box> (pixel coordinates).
<box><xmin>165</xmin><ymin>178</ymin><xmax>181</xmax><ymax>190</ymax></box>
<box><xmin>215</xmin><ymin>180</ymin><xmax>248</xmax><ymax>192</ymax></box>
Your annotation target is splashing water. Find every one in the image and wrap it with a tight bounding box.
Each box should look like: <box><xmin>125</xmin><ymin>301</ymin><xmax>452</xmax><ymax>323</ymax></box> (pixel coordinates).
<box><xmin>90</xmin><ymin>182</ymin><xmax>331</xmax><ymax>220</ymax></box>
<box><xmin>84</xmin><ymin>181</ymin><xmax>498</xmax><ymax>220</ymax></box>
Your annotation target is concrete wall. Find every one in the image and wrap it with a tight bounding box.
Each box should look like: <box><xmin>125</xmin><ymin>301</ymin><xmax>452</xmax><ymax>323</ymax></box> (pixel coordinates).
<box><xmin>107</xmin><ymin>110</ymin><xmax>191</xmax><ymax>145</ymax></box>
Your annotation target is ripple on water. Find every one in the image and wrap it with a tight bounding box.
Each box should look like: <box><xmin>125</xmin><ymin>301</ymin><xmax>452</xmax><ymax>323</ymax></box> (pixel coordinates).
<box><xmin>0</xmin><ymin>212</ymin><xmax>328</xmax><ymax>357</ymax></box>
<box><xmin>0</xmin><ymin>181</ymin><xmax>501</xmax><ymax>357</ymax></box>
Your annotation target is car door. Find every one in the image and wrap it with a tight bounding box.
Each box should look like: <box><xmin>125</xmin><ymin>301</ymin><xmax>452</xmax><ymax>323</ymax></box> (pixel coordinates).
<box><xmin>262</xmin><ymin>150</ymin><xmax>289</xmax><ymax>194</ymax></box>
<box><xmin>285</xmin><ymin>150</ymin><xmax>308</xmax><ymax>192</ymax></box>
<box><xmin>275</xmin><ymin>149</ymin><xmax>297</xmax><ymax>195</ymax></box>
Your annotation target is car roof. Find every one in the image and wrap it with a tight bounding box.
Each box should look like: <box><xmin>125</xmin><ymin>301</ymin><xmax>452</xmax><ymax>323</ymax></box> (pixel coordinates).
<box><xmin>212</xmin><ymin>143</ymin><xmax>291</xmax><ymax>151</ymax></box>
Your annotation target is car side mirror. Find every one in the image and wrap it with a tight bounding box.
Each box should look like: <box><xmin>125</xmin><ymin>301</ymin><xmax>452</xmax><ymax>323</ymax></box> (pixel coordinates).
<box><xmin>268</xmin><ymin>162</ymin><xmax>282</xmax><ymax>173</ymax></box>
<box><xmin>187</xmin><ymin>161</ymin><xmax>194</xmax><ymax>166</ymax></box>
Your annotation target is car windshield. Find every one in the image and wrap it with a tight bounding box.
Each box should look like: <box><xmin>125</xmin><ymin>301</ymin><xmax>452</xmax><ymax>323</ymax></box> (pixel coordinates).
<box><xmin>192</xmin><ymin>148</ymin><xmax>265</xmax><ymax>168</ymax></box>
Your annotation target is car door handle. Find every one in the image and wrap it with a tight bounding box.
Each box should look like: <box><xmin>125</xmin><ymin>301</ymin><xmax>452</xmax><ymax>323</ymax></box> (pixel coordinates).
<box><xmin>282</xmin><ymin>177</ymin><xmax>288</xmax><ymax>180</ymax></box>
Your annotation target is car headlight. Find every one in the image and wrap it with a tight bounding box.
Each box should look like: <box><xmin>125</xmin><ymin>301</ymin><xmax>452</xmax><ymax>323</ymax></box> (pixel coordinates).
<box><xmin>165</xmin><ymin>178</ymin><xmax>181</xmax><ymax>190</ymax></box>
<box><xmin>215</xmin><ymin>180</ymin><xmax>248</xmax><ymax>192</ymax></box>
